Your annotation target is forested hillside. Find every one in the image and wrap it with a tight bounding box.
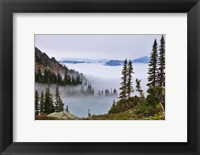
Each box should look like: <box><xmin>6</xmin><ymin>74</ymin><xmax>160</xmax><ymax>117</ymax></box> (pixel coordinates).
<box><xmin>35</xmin><ymin>47</ymin><xmax>85</xmax><ymax>85</ymax></box>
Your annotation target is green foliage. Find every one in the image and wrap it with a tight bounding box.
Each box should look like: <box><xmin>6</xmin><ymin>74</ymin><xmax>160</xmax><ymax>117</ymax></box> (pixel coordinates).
<box><xmin>86</xmin><ymin>102</ymin><xmax>164</xmax><ymax>120</ymax></box>
<box><xmin>55</xmin><ymin>84</ymin><xmax>64</xmax><ymax>112</ymax></box>
<box><xmin>135</xmin><ymin>102</ymin><xmax>160</xmax><ymax>117</ymax></box>
<box><xmin>109</xmin><ymin>96</ymin><xmax>142</xmax><ymax>114</ymax></box>
<box><xmin>127</xmin><ymin>60</ymin><xmax>134</xmax><ymax>98</ymax></box>
<box><xmin>35</xmin><ymin>84</ymin><xmax>67</xmax><ymax>119</ymax></box>
<box><xmin>119</xmin><ymin>59</ymin><xmax>134</xmax><ymax>100</ymax></box>
<box><xmin>35</xmin><ymin>69</ymin><xmax>82</xmax><ymax>86</ymax></box>
<box><xmin>40</xmin><ymin>91</ymin><xmax>45</xmax><ymax>113</ymax></box>
<box><xmin>44</xmin><ymin>84</ymin><xmax>55</xmax><ymax>114</ymax></box>
<box><xmin>65</xmin><ymin>105</ymin><xmax>69</xmax><ymax>112</ymax></box>
<box><xmin>146</xmin><ymin>86</ymin><xmax>164</xmax><ymax>106</ymax></box>
<box><xmin>158</xmin><ymin>35</ymin><xmax>165</xmax><ymax>87</ymax></box>
<box><xmin>147</xmin><ymin>39</ymin><xmax>158</xmax><ymax>87</ymax></box>
<box><xmin>146</xmin><ymin>36</ymin><xmax>165</xmax><ymax>110</ymax></box>
<box><xmin>119</xmin><ymin>59</ymin><xmax>128</xmax><ymax>100</ymax></box>
<box><xmin>35</xmin><ymin>90</ymin><xmax>39</xmax><ymax>116</ymax></box>
<box><xmin>35</xmin><ymin>115</ymin><xmax>59</xmax><ymax>120</ymax></box>
<box><xmin>142</xmin><ymin>103</ymin><xmax>165</xmax><ymax>120</ymax></box>
<box><xmin>143</xmin><ymin>115</ymin><xmax>164</xmax><ymax>120</ymax></box>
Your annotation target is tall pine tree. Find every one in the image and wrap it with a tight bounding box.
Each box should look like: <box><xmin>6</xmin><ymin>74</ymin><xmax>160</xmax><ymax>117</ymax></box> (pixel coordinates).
<box><xmin>40</xmin><ymin>91</ymin><xmax>45</xmax><ymax>114</ymax></box>
<box><xmin>58</xmin><ymin>96</ymin><xmax>64</xmax><ymax>112</ymax></box>
<box><xmin>158</xmin><ymin>35</ymin><xmax>165</xmax><ymax>87</ymax></box>
<box><xmin>44</xmin><ymin>84</ymin><xmax>55</xmax><ymax>114</ymax></box>
<box><xmin>146</xmin><ymin>38</ymin><xmax>165</xmax><ymax>108</ymax></box>
<box><xmin>49</xmin><ymin>92</ymin><xmax>55</xmax><ymax>113</ymax></box>
<box><xmin>127</xmin><ymin>60</ymin><xmax>134</xmax><ymax>98</ymax></box>
<box><xmin>35</xmin><ymin>90</ymin><xmax>39</xmax><ymax>116</ymax></box>
<box><xmin>119</xmin><ymin>59</ymin><xmax>128</xmax><ymax>100</ymax></box>
<box><xmin>147</xmin><ymin>39</ymin><xmax>158</xmax><ymax>87</ymax></box>
<box><xmin>157</xmin><ymin>35</ymin><xmax>165</xmax><ymax>109</ymax></box>
<box><xmin>55</xmin><ymin>83</ymin><xmax>60</xmax><ymax>112</ymax></box>
<box><xmin>55</xmin><ymin>84</ymin><xmax>64</xmax><ymax>112</ymax></box>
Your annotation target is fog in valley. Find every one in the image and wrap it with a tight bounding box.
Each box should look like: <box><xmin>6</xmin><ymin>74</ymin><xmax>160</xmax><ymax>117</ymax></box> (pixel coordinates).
<box><xmin>35</xmin><ymin>62</ymin><xmax>148</xmax><ymax>117</ymax></box>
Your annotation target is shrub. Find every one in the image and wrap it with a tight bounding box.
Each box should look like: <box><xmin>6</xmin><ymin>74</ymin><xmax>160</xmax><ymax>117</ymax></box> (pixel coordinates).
<box><xmin>135</xmin><ymin>102</ymin><xmax>163</xmax><ymax>117</ymax></box>
<box><xmin>108</xmin><ymin>96</ymin><xmax>143</xmax><ymax>114</ymax></box>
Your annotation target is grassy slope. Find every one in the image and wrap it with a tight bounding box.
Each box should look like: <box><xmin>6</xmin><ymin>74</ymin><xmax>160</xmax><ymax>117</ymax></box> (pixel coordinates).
<box><xmin>85</xmin><ymin>102</ymin><xmax>165</xmax><ymax>120</ymax></box>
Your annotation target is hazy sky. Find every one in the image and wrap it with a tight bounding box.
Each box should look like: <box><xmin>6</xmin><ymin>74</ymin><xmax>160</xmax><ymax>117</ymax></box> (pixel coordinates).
<box><xmin>35</xmin><ymin>34</ymin><xmax>163</xmax><ymax>60</ymax></box>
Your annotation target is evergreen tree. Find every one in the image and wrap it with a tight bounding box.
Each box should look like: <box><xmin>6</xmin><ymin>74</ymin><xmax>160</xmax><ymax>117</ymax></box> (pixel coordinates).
<box><xmin>113</xmin><ymin>89</ymin><xmax>118</xmax><ymax>96</ymax></box>
<box><xmin>76</xmin><ymin>75</ymin><xmax>82</xmax><ymax>84</ymax></box>
<box><xmin>58</xmin><ymin>96</ymin><xmax>64</xmax><ymax>112</ymax></box>
<box><xmin>40</xmin><ymin>91</ymin><xmax>45</xmax><ymax>114</ymax></box>
<box><xmin>119</xmin><ymin>59</ymin><xmax>128</xmax><ymax>100</ymax></box>
<box><xmin>87</xmin><ymin>84</ymin><xmax>94</xmax><ymax>95</ymax></box>
<box><xmin>147</xmin><ymin>39</ymin><xmax>158</xmax><ymax>87</ymax></box>
<box><xmin>92</xmin><ymin>88</ymin><xmax>95</xmax><ymax>95</ymax></box>
<box><xmin>105</xmin><ymin>89</ymin><xmax>110</xmax><ymax>96</ymax></box>
<box><xmin>127</xmin><ymin>60</ymin><xmax>134</xmax><ymax>98</ymax></box>
<box><xmin>55</xmin><ymin>84</ymin><xmax>60</xmax><ymax>112</ymax></box>
<box><xmin>97</xmin><ymin>90</ymin><xmax>101</xmax><ymax>96</ymax></box>
<box><xmin>49</xmin><ymin>92</ymin><xmax>55</xmax><ymax>113</ymax></box>
<box><xmin>44</xmin><ymin>85</ymin><xmax>50</xmax><ymax>114</ymax></box>
<box><xmin>64</xmin><ymin>73</ymin><xmax>68</xmax><ymax>85</ymax></box>
<box><xmin>65</xmin><ymin>105</ymin><xmax>69</xmax><ymax>112</ymax></box>
<box><xmin>57</xmin><ymin>73</ymin><xmax>62</xmax><ymax>84</ymax></box>
<box><xmin>55</xmin><ymin>84</ymin><xmax>64</xmax><ymax>112</ymax></box>
<box><xmin>52</xmin><ymin>72</ymin><xmax>57</xmax><ymax>83</ymax></box>
<box><xmin>71</xmin><ymin>76</ymin><xmax>76</xmax><ymax>85</ymax></box>
<box><xmin>35</xmin><ymin>90</ymin><xmax>39</xmax><ymax>116</ymax></box>
<box><xmin>80</xmin><ymin>85</ymin><xmax>85</xmax><ymax>94</ymax></box>
<box><xmin>158</xmin><ymin>35</ymin><xmax>165</xmax><ymax>87</ymax></box>
<box><xmin>38</xmin><ymin>68</ymin><xmax>42</xmax><ymax>82</ymax></box>
<box><xmin>35</xmin><ymin>72</ymin><xmax>39</xmax><ymax>82</ymax></box>
<box><xmin>136</xmin><ymin>78</ymin><xmax>144</xmax><ymax>97</ymax></box>
<box><xmin>146</xmin><ymin>38</ymin><xmax>165</xmax><ymax>109</ymax></box>
<box><xmin>88</xmin><ymin>109</ymin><xmax>91</xmax><ymax>117</ymax></box>
<box><xmin>44</xmin><ymin>84</ymin><xmax>55</xmax><ymax>114</ymax></box>
<box><xmin>44</xmin><ymin>69</ymin><xmax>49</xmax><ymax>83</ymax></box>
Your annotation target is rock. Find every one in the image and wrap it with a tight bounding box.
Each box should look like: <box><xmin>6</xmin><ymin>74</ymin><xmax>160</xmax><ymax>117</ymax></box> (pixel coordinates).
<box><xmin>47</xmin><ymin>111</ymin><xmax>78</xmax><ymax>120</ymax></box>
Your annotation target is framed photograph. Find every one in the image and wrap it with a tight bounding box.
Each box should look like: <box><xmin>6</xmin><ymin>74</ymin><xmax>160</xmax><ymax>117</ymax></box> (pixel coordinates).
<box><xmin>34</xmin><ymin>34</ymin><xmax>166</xmax><ymax>121</ymax></box>
<box><xmin>0</xmin><ymin>0</ymin><xmax>200</xmax><ymax>154</ymax></box>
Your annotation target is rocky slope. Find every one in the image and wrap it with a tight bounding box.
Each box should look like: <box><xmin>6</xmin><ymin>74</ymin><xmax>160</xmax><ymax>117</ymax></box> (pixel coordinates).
<box><xmin>35</xmin><ymin>47</ymin><xmax>86</xmax><ymax>82</ymax></box>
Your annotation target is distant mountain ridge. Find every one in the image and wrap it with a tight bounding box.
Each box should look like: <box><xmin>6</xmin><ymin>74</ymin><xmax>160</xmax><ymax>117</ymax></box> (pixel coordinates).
<box><xmin>105</xmin><ymin>60</ymin><xmax>123</xmax><ymax>66</ymax></box>
<box><xmin>132</xmin><ymin>56</ymin><xmax>150</xmax><ymax>64</ymax></box>
<box><xmin>61</xmin><ymin>56</ymin><xmax>150</xmax><ymax>66</ymax></box>
<box><xmin>61</xmin><ymin>60</ymin><xmax>91</xmax><ymax>64</ymax></box>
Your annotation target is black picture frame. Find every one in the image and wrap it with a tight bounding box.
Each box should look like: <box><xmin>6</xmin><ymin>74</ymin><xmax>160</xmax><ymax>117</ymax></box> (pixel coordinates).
<box><xmin>0</xmin><ymin>0</ymin><xmax>200</xmax><ymax>154</ymax></box>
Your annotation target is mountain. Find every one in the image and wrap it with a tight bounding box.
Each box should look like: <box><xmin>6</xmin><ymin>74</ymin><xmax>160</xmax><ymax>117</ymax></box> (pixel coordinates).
<box><xmin>132</xmin><ymin>56</ymin><xmax>150</xmax><ymax>64</ymax></box>
<box><xmin>105</xmin><ymin>60</ymin><xmax>123</xmax><ymax>66</ymax></box>
<box><xmin>35</xmin><ymin>47</ymin><xmax>86</xmax><ymax>84</ymax></box>
<box><xmin>60</xmin><ymin>56</ymin><xmax>150</xmax><ymax>67</ymax></box>
<box><xmin>105</xmin><ymin>56</ymin><xmax>150</xmax><ymax>66</ymax></box>
<box><xmin>35</xmin><ymin>47</ymin><xmax>69</xmax><ymax>75</ymax></box>
<box><xmin>61</xmin><ymin>60</ymin><xmax>90</xmax><ymax>64</ymax></box>
<box><xmin>61</xmin><ymin>58</ymin><xmax>107</xmax><ymax>64</ymax></box>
